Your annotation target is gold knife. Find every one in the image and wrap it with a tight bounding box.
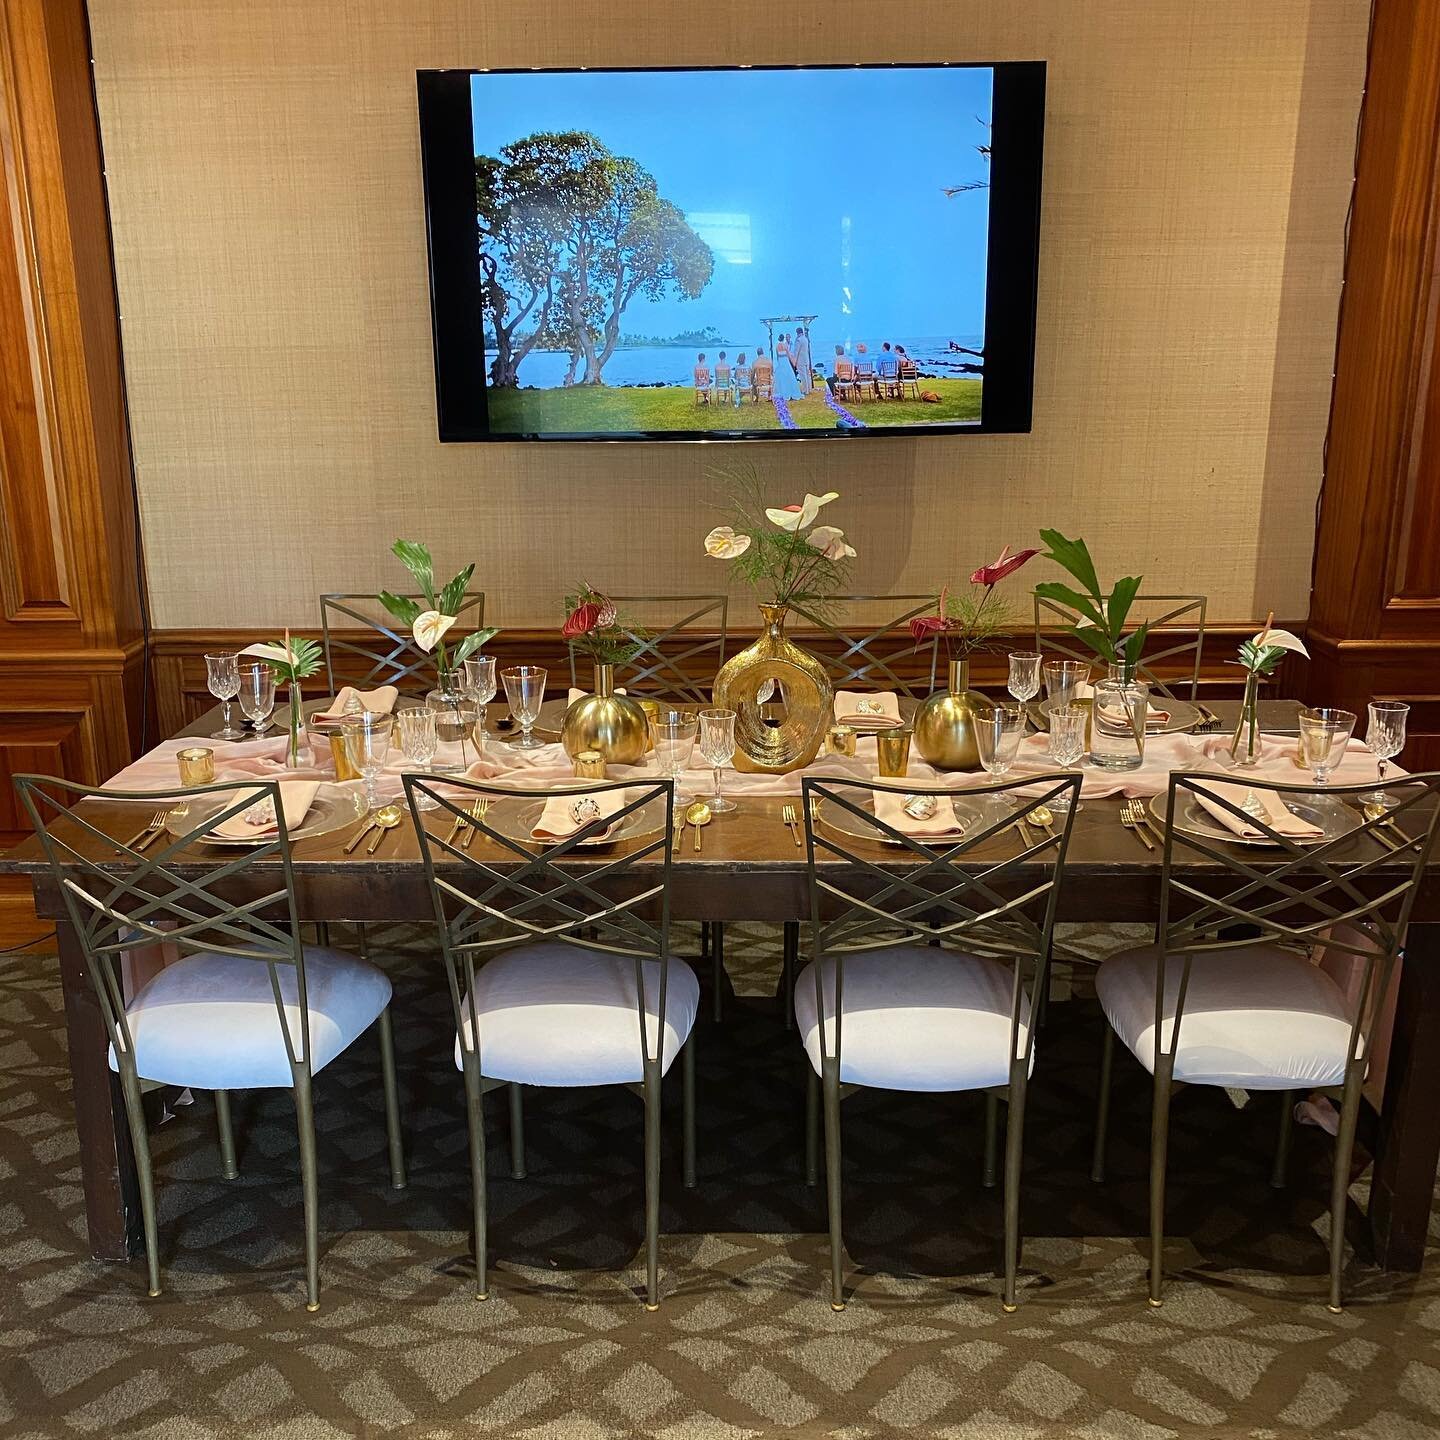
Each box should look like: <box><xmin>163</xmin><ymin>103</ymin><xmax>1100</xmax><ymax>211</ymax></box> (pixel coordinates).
<box><xmin>343</xmin><ymin>814</ymin><xmax>378</xmax><ymax>854</ymax></box>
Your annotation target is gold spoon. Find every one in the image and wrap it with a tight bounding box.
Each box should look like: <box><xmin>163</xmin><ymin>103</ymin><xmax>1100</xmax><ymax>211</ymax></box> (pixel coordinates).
<box><xmin>1027</xmin><ymin>804</ymin><xmax>1057</xmax><ymax>839</ymax></box>
<box><xmin>365</xmin><ymin>803</ymin><xmax>404</xmax><ymax>855</ymax></box>
<box><xmin>686</xmin><ymin>800</ymin><xmax>712</xmax><ymax>854</ymax></box>
<box><xmin>1362</xmin><ymin>801</ymin><xmax>1402</xmax><ymax>849</ymax></box>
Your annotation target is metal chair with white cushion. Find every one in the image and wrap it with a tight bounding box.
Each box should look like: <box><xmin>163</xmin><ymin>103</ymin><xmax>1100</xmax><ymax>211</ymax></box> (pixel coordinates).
<box><xmin>798</xmin><ymin>769</ymin><xmax>1082</xmax><ymax>1312</ymax></box>
<box><xmin>406</xmin><ymin>772</ymin><xmax>696</xmax><ymax>1309</ymax></box>
<box><xmin>15</xmin><ymin>775</ymin><xmax>405</xmax><ymax>1311</ymax></box>
<box><xmin>1091</xmin><ymin>769</ymin><xmax>1440</xmax><ymax>1312</ymax></box>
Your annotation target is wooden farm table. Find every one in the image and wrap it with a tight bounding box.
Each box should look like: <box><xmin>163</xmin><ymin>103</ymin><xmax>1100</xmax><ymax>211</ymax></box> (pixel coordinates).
<box><xmin>4</xmin><ymin>699</ymin><xmax>1439</xmax><ymax>1279</ymax></box>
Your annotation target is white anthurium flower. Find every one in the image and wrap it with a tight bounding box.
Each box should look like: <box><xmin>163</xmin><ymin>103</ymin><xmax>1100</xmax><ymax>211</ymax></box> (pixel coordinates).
<box><xmin>412</xmin><ymin>610</ymin><xmax>457</xmax><ymax>653</ymax></box>
<box><xmin>240</xmin><ymin>642</ymin><xmax>298</xmax><ymax>667</ymax></box>
<box><xmin>704</xmin><ymin>525</ymin><xmax>752</xmax><ymax>559</ymax></box>
<box><xmin>1253</xmin><ymin>626</ymin><xmax>1308</xmax><ymax>657</ymax></box>
<box><xmin>807</xmin><ymin>525</ymin><xmax>856</xmax><ymax>560</ymax></box>
<box><xmin>765</xmin><ymin>491</ymin><xmax>839</xmax><ymax>531</ymax></box>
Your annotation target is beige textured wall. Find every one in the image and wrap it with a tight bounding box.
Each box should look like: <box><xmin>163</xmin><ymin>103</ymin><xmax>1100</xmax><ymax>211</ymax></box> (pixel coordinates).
<box><xmin>88</xmin><ymin>0</ymin><xmax>1367</xmax><ymax>630</ymax></box>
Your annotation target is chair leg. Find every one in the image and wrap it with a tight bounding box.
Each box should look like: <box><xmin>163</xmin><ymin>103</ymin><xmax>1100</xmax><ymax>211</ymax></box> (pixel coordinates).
<box><xmin>293</xmin><ymin>1074</ymin><xmax>321</xmax><ymax>1312</ymax></box>
<box><xmin>1148</xmin><ymin>1063</ymin><xmax>1174</xmax><ymax>1307</ymax></box>
<box><xmin>1002</xmin><ymin>1078</ymin><xmax>1027</xmax><ymax>1311</ymax></box>
<box><xmin>377</xmin><ymin>1008</ymin><xmax>406</xmax><ymax>1189</ymax></box>
<box><xmin>215</xmin><ymin>1088</ymin><xmax>239</xmax><ymax>1180</ymax></box>
<box><xmin>643</xmin><ymin>1065</ymin><xmax>662</xmax><ymax>1309</ymax></box>
<box><xmin>117</xmin><ymin>1067</ymin><xmax>162</xmax><ymax>1298</ymax></box>
<box><xmin>805</xmin><ymin>1066</ymin><xmax>820</xmax><ymax>1187</ymax></box>
<box><xmin>711</xmin><ymin>922</ymin><xmax>725</xmax><ymax>1024</ymax></box>
<box><xmin>507</xmin><ymin>1083</ymin><xmax>526</xmax><ymax>1180</ymax></box>
<box><xmin>1092</xmin><ymin>1025</ymin><xmax>1115</xmax><ymax>1184</ymax></box>
<box><xmin>462</xmin><ymin>1062</ymin><xmax>489</xmax><ymax>1300</ymax></box>
<box><xmin>682</xmin><ymin>1037</ymin><xmax>697</xmax><ymax>1190</ymax></box>
<box><xmin>821</xmin><ymin>1063</ymin><xmax>845</xmax><ymax>1310</ymax></box>
<box><xmin>982</xmin><ymin>1092</ymin><xmax>1000</xmax><ymax>1189</ymax></box>
<box><xmin>781</xmin><ymin>922</ymin><xmax>798</xmax><ymax>1031</ymax></box>
<box><xmin>1271</xmin><ymin>1088</ymin><xmax>1296</xmax><ymax>1189</ymax></box>
<box><xmin>1328</xmin><ymin>1063</ymin><xmax>1364</xmax><ymax>1313</ymax></box>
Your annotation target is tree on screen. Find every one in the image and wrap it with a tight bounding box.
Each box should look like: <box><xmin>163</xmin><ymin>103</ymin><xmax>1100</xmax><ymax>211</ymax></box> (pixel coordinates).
<box><xmin>476</xmin><ymin>132</ymin><xmax>713</xmax><ymax>387</ymax></box>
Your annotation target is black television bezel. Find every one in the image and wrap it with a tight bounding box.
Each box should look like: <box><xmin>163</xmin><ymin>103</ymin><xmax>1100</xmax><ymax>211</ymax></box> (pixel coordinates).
<box><xmin>417</xmin><ymin>60</ymin><xmax>1045</xmax><ymax>444</ymax></box>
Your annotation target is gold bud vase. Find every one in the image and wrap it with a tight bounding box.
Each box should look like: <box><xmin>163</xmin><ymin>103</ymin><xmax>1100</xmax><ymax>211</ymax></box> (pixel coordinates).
<box><xmin>913</xmin><ymin>658</ymin><xmax>984</xmax><ymax>771</ymax></box>
<box><xmin>561</xmin><ymin>662</ymin><xmax>649</xmax><ymax>766</ymax></box>
<box><xmin>712</xmin><ymin>603</ymin><xmax>833</xmax><ymax>774</ymax></box>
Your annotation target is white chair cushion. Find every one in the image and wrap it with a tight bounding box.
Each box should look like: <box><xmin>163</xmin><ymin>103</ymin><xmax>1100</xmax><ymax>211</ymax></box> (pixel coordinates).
<box><xmin>109</xmin><ymin>946</ymin><xmax>391</xmax><ymax>1090</ymax></box>
<box><xmin>455</xmin><ymin>943</ymin><xmax>699</xmax><ymax>1087</ymax></box>
<box><xmin>1096</xmin><ymin>942</ymin><xmax>1357</xmax><ymax>1089</ymax></box>
<box><xmin>793</xmin><ymin>945</ymin><xmax>1031</xmax><ymax>1092</ymax></box>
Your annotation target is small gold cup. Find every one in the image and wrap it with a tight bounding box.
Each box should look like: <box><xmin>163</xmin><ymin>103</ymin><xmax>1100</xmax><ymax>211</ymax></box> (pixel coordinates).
<box><xmin>876</xmin><ymin>728</ymin><xmax>913</xmax><ymax>778</ymax></box>
<box><xmin>827</xmin><ymin>724</ymin><xmax>856</xmax><ymax>757</ymax></box>
<box><xmin>177</xmin><ymin>746</ymin><xmax>215</xmax><ymax>787</ymax></box>
<box><xmin>329</xmin><ymin>730</ymin><xmax>361</xmax><ymax>782</ymax></box>
<box><xmin>572</xmin><ymin>749</ymin><xmax>606</xmax><ymax>780</ymax></box>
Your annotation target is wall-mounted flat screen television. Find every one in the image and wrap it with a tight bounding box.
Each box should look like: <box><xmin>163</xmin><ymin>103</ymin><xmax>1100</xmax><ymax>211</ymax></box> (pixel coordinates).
<box><xmin>417</xmin><ymin>61</ymin><xmax>1045</xmax><ymax>442</ymax></box>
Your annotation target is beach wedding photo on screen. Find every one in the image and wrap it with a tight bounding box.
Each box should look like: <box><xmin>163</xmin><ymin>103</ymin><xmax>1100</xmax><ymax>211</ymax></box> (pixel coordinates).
<box><xmin>417</xmin><ymin>62</ymin><xmax>1045</xmax><ymax>442</ymax></box>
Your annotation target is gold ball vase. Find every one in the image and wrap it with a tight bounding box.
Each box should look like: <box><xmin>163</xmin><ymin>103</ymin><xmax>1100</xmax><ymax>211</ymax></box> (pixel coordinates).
<box><xmin>561</xmin><ymin>662</ymin><xmax>649</xmax><ymax>766</ymax></box>
<box><xmin>711</xmin><ymin>603</ymin><xmax>833</xmax><ymax>774</ymax></box>
<box><xmin>912</xmin><ymin>658</ymin><xmax>986</xmax><ymax>772</ymax></box>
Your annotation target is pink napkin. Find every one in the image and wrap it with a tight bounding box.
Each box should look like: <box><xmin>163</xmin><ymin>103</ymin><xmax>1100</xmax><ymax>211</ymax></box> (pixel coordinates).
<box><xmin>834</xmin><ymin>691</ymin><xmax>903</xmax><ymax>728</ymax></box>
<box><xmin>212</xmin><ymin>782</ymin><xmax>321</xmax><ymax>840</ymax></box>
<box><xmin>872</xmin><ymin>783</ymin><xmax>967</xmax><ymax>839</ymax></box>
<box><xmin>1191</xmin><ymin>779</ymin><xmax>1323</xmax><ymax>841</ymax></box>
<box><xmin>313</xmin><ymin>685</ymin><xmax>399</xmax><ymax>724</ymax></box>
<box><xmin>530</xmin><ymin>787</ymin><xmax>626</xmax><ymax>843</ymax></box>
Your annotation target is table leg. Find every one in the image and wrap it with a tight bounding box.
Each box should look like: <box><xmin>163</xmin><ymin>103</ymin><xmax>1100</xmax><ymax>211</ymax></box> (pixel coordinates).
<box><xmin>56</xmin><ymin>915</ymin><xmax>140</xmax><ymax>1260</ymax></box>
<box><xmin>1369</xmin><ymin>919</ymin><xmax>1440</xmax><ymax>1272</ymax></box>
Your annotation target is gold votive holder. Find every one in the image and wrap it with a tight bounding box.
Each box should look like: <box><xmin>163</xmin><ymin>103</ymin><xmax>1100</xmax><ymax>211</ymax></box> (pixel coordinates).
<box><xmin>329</xmin><ymin>730</ymin><xmax>362</xmax><ymax>782</ymax></box>
<box><xmin>827</xmin><ymin>724</ymin><xmax>856</xmax><ymax>757</ymax></box>
<box><xmin>572</xmin><ymin>749</ymin><xmax>606</xmax><ymax>780</ymax></box>
<box><xmin>177</xmin><ymin>746</ymin><xmax>215</xmax><ymax>787</ymax></box>
<box><xmin>636</xmin><ymin>699</ymin><xmax>660</xmax><ymax>751</ymax></box>
<box><xmin>875</xmin><ymin>727</ymin><xmax>913</xmax><ymax>779</ymax></box>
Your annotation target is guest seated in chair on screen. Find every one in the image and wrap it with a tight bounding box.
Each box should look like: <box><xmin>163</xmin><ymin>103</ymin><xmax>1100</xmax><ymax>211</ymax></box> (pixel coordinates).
<box><xmin>731</xmin><ymin>353</ymin><xmax>751</xmax><ymax>405</ymax></box>
<box><xmin>751</xmin><ymin>347</ymin><xmax>774</xmax><ymax>399</ymax></box>
<box><xmin>693</xmin><ymin>353</ymin><xmax>712</xmax><ymax>405</ymax></box>
<box><xmin>827</xmin><ymin>345</ymin><xmax>855</xmax><ymax>393</ymax></box>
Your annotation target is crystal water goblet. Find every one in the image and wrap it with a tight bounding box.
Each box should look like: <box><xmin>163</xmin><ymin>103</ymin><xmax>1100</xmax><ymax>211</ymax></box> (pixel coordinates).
<box><xmin>1363</xmin><ymin>701</ymin><xmax>1409</xmax><ymax>806</ymax></box>
<box><xmin>697</xmin><ymin>707</ymin><xmax>738</xmax><ymax>814</ymax></box>
<box><xmin>396</xmin><ymin>706</ymin><xmax>440</xmax><ymax>810</ymax></box>
<box><xmin>1298</xmin><ymin>707</ymin><xmax>1356</xmax><ymax>789</ymax></box>
<box><xmin>464</xmin><ymin>655</ymin><xmax>497</xmax><ymax>746</ymax></box>
<box><xmin>205</xmin><ymin>652</ymin><xmax>244</xmax><ymax>740</ymax></box>
<box><xmin>1046</xmin><ymin>703</ymin><xmax>1086</xmax><ymax>814</ymax></box>
<box><xmin>501</xmin><ymin>666</ymin><xmax>547</xmax><ymax>750</ymax></box>
<box><xmin>976</xmin><ymin>702</ymin><xmax>1027</xmax><ymax>790</ymax></box>
<box><xmin>1008</xmin><ymin>652</ymin><xmax>1043</xmax><ymax>704</ymax></box>
<box><xmin>237</xmin><ymin>662</ymin><xmax>277</xmax><ymax>737</ymax></box>
<box><xmin>651</xmin><ymin>709</ymin><xmax>698</xmax><ymax>805</ymax></box>
<box><xmin>343</xmin><ymin>711</ymin><xmax>394</xmax><ymax>811</ymax></box>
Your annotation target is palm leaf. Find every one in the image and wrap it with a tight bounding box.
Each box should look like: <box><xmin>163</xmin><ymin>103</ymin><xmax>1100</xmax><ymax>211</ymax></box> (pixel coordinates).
<box><xmin>451</xmin><ymin>628</ymin><xmax>500</xmax><ymax>667</ymax></box>
<box><xmin>378</xmin><ymin>591</ymin><xmax>422</xmax><ymax>627</ymax></box>
<box><xmin>1033</xmin><ymin>581</ymin><xmax>1107</xmax><ymax>631</ymax></box>
<box><xmin>438</xmin><ymin>563</ymin><xmax>475</xmax><ymax>619</ymax></box>
<box><xmin>391</xmin><ymin>540</ymin><xmax>436</xmax><ymax>608</ymax></box>
<box><xmin>1107</xmin><ymin>575</ymin><xmax>1143</xmax><ymax>639</ymax></box>
<box><xmin>1038</xmin><ymin>529</ymin><xmax>1101</xmax><ymax>600</ymax></box>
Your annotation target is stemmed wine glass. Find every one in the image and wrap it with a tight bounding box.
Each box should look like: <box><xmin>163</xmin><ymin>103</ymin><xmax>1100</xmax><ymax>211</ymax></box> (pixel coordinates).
<box><xmin>1298</xmin><ymin>707</ymin><xmax>1357</xmax><ymax>790</ymax></box>
<box><xmin>205</xmin><ymin>652</ymin><xmax>244</xmax><ymax>740</ymax></box>
<box><xmin>237</xmin><ymin>662</ymin><xmax>277</xmax><ymax>737</ymax></box>
<box><xmin>396</xmin><ymin>706</ymin><xmax>440</xmax><ymax>810</ymax></box>
<box><xmin>1043</xmin><ymin>659</ymin><xmax>1089</xmax><ymax>708</ymax></box>
<box><xmin>1046</xmin><ymin>704</ymin><xmax>1086</xmax><ymax>815</ymax></box>
<box><xmin>651</xmin><ymin>709</ymin><xmax>699</xmax><ymax>805</ymax></box>
<box><xmin>1364</xmin><ymin>701</ymin><xmax>1408</xmax><ymax>806</ymax></box>
<box><xmin>975</xmin><ymin>702</ymin><xmax>1027</xmax><ymax>795</ymax></box>
<box><xmin>1008</xmin><ymin>651</ymin><xmax>1043</xmax><ymax>736</ymax></box>
<box><xmin>697</xmin><ymin>707</ymin><xmax>738</xmax><ymax>814</ymax></box>
<box><xmin>464</xmin><ymin>655</ymin><xmax>498</xmax><ymax>747</ymax></box>
<box><xmin>501</xmin><ymin>665</ymin><xmax>548</xmax><ymax>750</ymax></box>
<box><xmin>343</xmin><ymin>711</ymin><xmax>394</xmax><ymax>811</ymax></box>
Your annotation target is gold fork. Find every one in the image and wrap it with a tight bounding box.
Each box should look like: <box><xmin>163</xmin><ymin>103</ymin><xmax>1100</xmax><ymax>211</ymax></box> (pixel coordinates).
<box><xmin>1120</xmin><ymin>800</ymin><xmax>1154</xmax><ymax>851</ymax></box>
<box><xmin>781</xmin><ymin>802</ymin><xmax>803</xmax><ymax>847</ymax></box>
<box><xmin>126</xmin><ymin>809</ymin><xmax>169</xmax><ymax>852</ymax></box>
<box><xmin>460</xmin><ymin>797</ymin><xmax>489</xmax><ymax>850</ymax></box>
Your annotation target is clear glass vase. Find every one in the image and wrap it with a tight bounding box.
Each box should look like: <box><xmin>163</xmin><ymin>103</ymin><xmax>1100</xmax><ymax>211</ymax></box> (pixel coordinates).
<box><xmin>1089</xmin><ymin>665</ymin><xmax>1148</xmax><ymax>771</ymax></box>
<box><xmin>1229</xmin><ymin>671</ymin><xmax>1262</xmax><ymax>767</ymax></box>
<box><xmin>284</xmin><ymin>679</ymin><xmax>304</xmax><ymax>768</ymax></box>
<box><xmin>427</xmin><ymin>678</ymin><xmax>478</xmax><ymax>774</ymax></box>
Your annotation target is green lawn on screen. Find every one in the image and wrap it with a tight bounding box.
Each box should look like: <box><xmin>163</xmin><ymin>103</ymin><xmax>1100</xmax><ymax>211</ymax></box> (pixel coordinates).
<box><xmin>485</xmin><ymin>378</ymin><xmax>983</xmax><ymax>435</ymax></box>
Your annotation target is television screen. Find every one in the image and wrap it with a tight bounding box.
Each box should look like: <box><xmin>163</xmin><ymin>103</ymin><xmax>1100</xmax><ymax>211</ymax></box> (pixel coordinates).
<box><xmin>418</xmin><ymin>62</ymin><xmax>1044</xmax><ymax>442</ymax></box>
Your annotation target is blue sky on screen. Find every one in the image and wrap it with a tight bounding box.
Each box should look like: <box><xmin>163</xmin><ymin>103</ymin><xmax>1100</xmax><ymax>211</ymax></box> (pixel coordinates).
<box><xmin>470</xmin><ymin>65</ymin><xmax>993</xmax><ymax>345</ymax></box>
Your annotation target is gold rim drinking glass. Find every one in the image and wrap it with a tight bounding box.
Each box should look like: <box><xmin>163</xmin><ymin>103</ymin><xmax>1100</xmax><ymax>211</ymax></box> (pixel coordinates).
<box><xmin>396</xmin><ymin>706</ymin><xmax>440</xmax><ymax>810</ymax></box>
<box><xmin>875</xmin><ymin>727</ymin><xmax>913</xmax><ymax>779</ymax></box>
<box><xmin>1363</xmin><ymin>700</ymin><xmax>1409</xmax><ymax>807</ymax></box>
<box><xmin>697</xmin><ymin>707</ymin><xmax>738</xmax><ymax>814</ymax></box>
<box><xmin>343</xmin><ymin>710</ymin><xmax>394</xmax><ymax>810</ymax></box>
<box><xmin>1298</xmin><ymin>706</ymin><xmax>1357</xmax><ymax>788</ymax></box>
<box><xmin>976</xmin><ymin>702</ymin><xmax>1027</xmax><ymax>788</ymax></box>
<box><xmin>237</xmin><ymin>661</ymin><xmax>277</xmax><ymax>737</ymax></box>
<box><xmin>1043</xmin><ymin>659</ymin><xmax>1090</xmax><ymax>709</ymax></box>
<box><xmin>204</xmin><ymin>652</ymin><xmax>244</xmax><ymax>740</ymax></box>
<box><xmin>1046</xmin><ymin>703</ymin><xmax>1086</xmax><ymax>814</ymax></box>
<box><xmin>501</xmin><ymin>666</ymin><xmax>548</xmax><ymax>750</ymax></box>
<box><xmin>463</xmin><ymin>654</ymin><xmax>498</xmax><ymax>745</ymax></box>
<box><xmin>651</xmin><ymin>709</ymin><xmax>699</xmax><ymax>806</ymax></box>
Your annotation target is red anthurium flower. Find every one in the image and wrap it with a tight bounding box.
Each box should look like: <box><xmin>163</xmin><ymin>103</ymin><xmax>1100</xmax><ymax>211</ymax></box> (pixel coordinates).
<box><xmin>908</xmin><ymin>614</ymin><xmax>949</xmax><ymax>643</ymax></box>
<box><xmin>971</xmin><ymin>545</ymin><xmax>1040</xmax><ymax>587</ymax></box>
<box><xmin>562</xmin><ymin>602</ymin><xmax>601</xmax><ymax>639</ymax></box>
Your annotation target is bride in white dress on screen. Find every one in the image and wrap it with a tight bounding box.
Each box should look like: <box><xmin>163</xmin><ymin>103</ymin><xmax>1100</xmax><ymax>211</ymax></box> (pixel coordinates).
<box><xmin>772</xmin><ymin>333</ymin><xmax>805</xmax><ymax>402</ymax></box>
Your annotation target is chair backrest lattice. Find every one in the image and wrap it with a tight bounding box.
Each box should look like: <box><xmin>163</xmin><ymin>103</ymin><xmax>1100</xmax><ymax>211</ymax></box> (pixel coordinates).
<box><xmin>321</xmin><ymin>591</ymin><xmax>486</xmax><ymax>695</ymax></box>
<box><xmin>1153</xmin><ymin>771</ymin><xmax>1440</xmax><ymax>1071</ymax></box>
<box><xmin>406</xmin><ymin>774</ymin><xmax>676</xmax><ymax>1070</ymax></box>
<box><xmin>1032</xmin><ymin>593</ymin><xmax>1207</xmax><ymax>702</ymax></box>
<box><xmin>800</xmin><ymin>770</ymin><xmax>1083</xmax><ymax>1075</ymax></box>
<box><xmin>788</xmin><ymin>595</ymin><xmax>941</xmax><ymax>700</ymax></box>
<box><xmin>566</xmin><ymin>595</ymin><xmax>728</xmax><ymax>706</ymax></box>
<box><xmin>15</xmin><ymin>775</ymin><xmax>315</xmax><ymax>1077</ymax></box>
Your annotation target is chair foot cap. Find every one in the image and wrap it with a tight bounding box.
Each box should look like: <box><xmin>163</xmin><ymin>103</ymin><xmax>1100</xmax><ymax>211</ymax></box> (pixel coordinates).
<box><xmin>1327</xmin><ymin>1303</ymin><xmax>1343</xmax><ymax>1314</ymax></box>
<box><xmin>1147</xmin><ymin>1297</ymin><xmax>1163</xmax><ymax>1309</ymax></box>
<box><xmin>475</xmin><ymin>1291</ymin><xmax>489</xmax><ymax>1302</ymax></box>
<box><xmin>305</xmin><ymin>1302</ymin><xmax>320</xmax><ymax>1312</ymax></box>
<box><xmin>644</xmin><ymin>1302</ymin><xmax>660</xmax><ymax>1312</ymax></box>
<box><xmin>146</xmin><ymin>1288</ymin><xmax>161</xmax><ymax>1298</ymax></box>
<box><xmin>1002</xmin><ymin>1301</ymin><xmax>1018</xmax><ymax>1313</ymax></box>
<box><xmin>831</xmin><ymin>1301</ymin><xmax>846</xmax><ymax>1312</ymax></box>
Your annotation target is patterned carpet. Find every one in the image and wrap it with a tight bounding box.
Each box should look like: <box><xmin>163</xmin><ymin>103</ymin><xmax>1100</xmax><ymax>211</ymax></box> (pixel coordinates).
<box><xmin>1</xmin><ymin>923</ymin><xmax>1438</xmax><ymax>1438</ymax></box>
